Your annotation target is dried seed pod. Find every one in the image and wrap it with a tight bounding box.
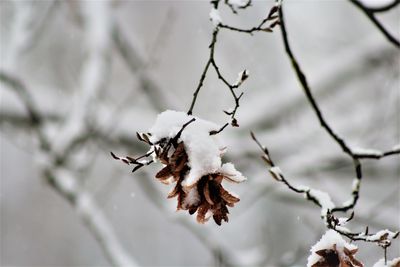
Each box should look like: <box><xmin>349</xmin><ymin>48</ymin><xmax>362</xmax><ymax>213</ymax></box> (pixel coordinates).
<box><xmin>151</xmin><ymin>139</ymin><xmax>244</xmax><ymax>225</ymax></box>
<box><xmin>308</xmin><ymin>230</ymin><xmax>363</xmax><ymax>267</ymax></box>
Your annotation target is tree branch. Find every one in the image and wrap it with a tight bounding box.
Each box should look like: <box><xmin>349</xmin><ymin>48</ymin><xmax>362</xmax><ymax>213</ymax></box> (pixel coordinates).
<box><xmin>349</xmin><ymin>0</ymin><xmax>400</xmax><ymax>48</ymax></box>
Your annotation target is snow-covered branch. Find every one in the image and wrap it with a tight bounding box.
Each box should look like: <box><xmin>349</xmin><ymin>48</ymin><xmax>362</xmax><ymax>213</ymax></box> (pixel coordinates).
<box><xmin>251</xmin><ymin>130</ymin><xmax>399</xmax><ymax>256</ymax></box>
<box><xmin>0</xmin><ymin>71</ymin><xmax>138</xmax><ymax>266</ymax></box>
<box><xmin>43</xmin><ymin>166</ymin><xmax>138</xmax><ymax>267</ymax></box>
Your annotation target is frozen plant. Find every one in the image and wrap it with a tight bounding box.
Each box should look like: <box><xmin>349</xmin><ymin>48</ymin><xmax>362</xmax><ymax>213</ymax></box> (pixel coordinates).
<box><xmin>111</xmin><ymin>110</ymin><xmax>246</xmax><ymax>225</ymax></box>
<box><xmin>307</xmin><ymin>230</ymin><xmax>363</xmax><ymax>267</ymax></box>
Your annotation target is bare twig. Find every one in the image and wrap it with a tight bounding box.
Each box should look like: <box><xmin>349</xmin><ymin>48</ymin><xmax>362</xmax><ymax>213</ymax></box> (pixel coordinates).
<box><xmin>251</xmin><ymin>131</ymin><xmax>399</xmax><ymax>248</ymax></box>
<box><xmin>44</xmin><ymin>167</ymin><xmax>138</xmax><ymax>266</ymax></box>
<box><xmin>187</xmin><ymin>4</ymin><xmax>255</xmax><ymax>129</ymax></box>
<box><xmin>0</xmin><ymin>72</ymin><xmax>138</xmax><ymax>266</ymax></box>
<box><xmin>219</xmin><ymin>2</ymin><xmax>281</xmax><ymax>34</ymax></box>
<box><xmin>113</xmin><ymin>24</ymin><xmax>175</xmax><ymax>111</ymax></box>
<box><xmin>0</xmin><ymin>71</ymin><xmax>50</xmax><ymax>150</ymax></box>
<box><xmin>187</xmin><ymin>26</ymin><xmax>244</xmax><ymax>127</ymax></box>
<box><xmin>348</xmin><ymin>0</ymin><xmax>400</xmax><ymax>47</ymax></box>
<box><xmin>0</xmin><ymin>2</ymin><xmax>139</xmax><ymax>265</ymax></box>
<box><xmin>364</xmin><ymin>0</ymin><xmax>399</xmax><ymax>13</ymax></box>
<box><xmin>277</xmin><ymin>1</ymin><xmax>399</xmax><ymax>211</ymax></box>
<box><xmin>279</xmin><ymin>5</ymin><xmax>356</xmax><ymax>159</ymax></box>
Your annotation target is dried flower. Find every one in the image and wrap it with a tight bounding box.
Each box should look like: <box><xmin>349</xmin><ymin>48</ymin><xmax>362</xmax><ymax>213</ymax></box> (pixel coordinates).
<box><xmin>155</xmin><ymin>139</ymin><xmax>244</xmax><ymax>225</ymax></box>
<box><xmin>308</xmin><ymin>230</ymin><xmax>363</xmax><ymax>267</ymax></box>
<box><xmin>112</xmin><ymin>110</ymin><xmax>246</xmax><ymax>225</ymax></box>
<box><xmin>311</xmin><ymin>245</ymin><xmax>363</xmax><ymax>267</ymax></box>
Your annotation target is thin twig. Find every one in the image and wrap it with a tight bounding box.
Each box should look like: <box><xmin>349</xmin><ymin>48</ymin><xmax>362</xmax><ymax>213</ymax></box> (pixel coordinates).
<box><xmin>365</xmin><ymin>0</ymin><xmax>399</xmax><ymax>13</ymax></box>
<box><xmin>187</xmin><ymin>25</ymin><xmax>245</xmax><ymax>128</ymax></box>
<box><xmin>251</xmin><ymin>131</ymin><xmax>399</xmax><ymax>248</ymax></box>
<box><xmin>277</xmin><ymin>0</ymin><xmax>399</xmax><ymax>217</ymax></box>
<box><xmin>0</xmin><ymin>71</ymin><xmax>137</xmax><ymax>266</ymax></box>
<box><xmin>349</xmin><ymin>0</ymin><xmax>400</xmax><ymax>48</ymax></box>
<box><xmin>279</xmin><ymin>5</ymin><xmax>355</xmax><ymax>158</ymax></box>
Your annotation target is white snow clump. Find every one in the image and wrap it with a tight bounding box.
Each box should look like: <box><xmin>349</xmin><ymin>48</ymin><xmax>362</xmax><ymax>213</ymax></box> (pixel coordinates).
<box><xmin>148</xmin><ymin>110</ymin><xmax>246</xmax><ymax>187</ymax></box>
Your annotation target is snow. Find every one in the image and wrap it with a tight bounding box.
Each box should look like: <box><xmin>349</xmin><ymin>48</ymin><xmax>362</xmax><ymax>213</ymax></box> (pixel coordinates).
<box><xmin>53</xmin><ymin>169</ymin><xmax>78</xmax><ymax>194</ymax></box>
<box><xmin>182</xmin><ymin>187</ymin><xmax>201</xmax><ymax>208</ymax></box>
<box><xmin>342</xmin><ymin>199</ymin><xmax>354</xmax><ymax>207</ymax></box>
<box><xmin>297</xmin><ymin>185</ymin><xmax>310</xmax><ymax>191</ymax></box>
<box><xmin>149</xmin><ymin>110</ymin><xmax>245</xmax><ymax>187</ymax></box>
<box><xmin>219</xmin><ymin>162</ymin><xmax>247</xmax><ymax>182</ymax></box>
<box><xmin>392</xmin><ymin>143</ymin><xmax>400</xmax><ymax>151</ymax></box>
<box><xmin>209</xmin><ymin>8</ymin><xmax>222</xmax><ymax>26</ymax></box>
<box><xmin>364</xmin><ymin>229</ymin><xmax>398</xmax><ymax>241</ymax></box>
<box><xmin>373</xmin><ymin>257</ymin><xmax>400</xmax><ymax>267</ymax></box>
<box><xmin>308</xmin><ymin>189</ymin><xmax>335</xmax><ymax>210</ymax></box>
<box><xmin>269</xmin><ymin>166</ymin><xmax>283</xmax><ymax>180</ymax></box>
<box><xmin>228</xmin><ymin>0</ymin><xmax>250</xmax><ymax>8</ymax></box>
<box><xmin>353</xmin><ymin>147</ymin><xmax>383</xmax><ymax>157</ymax></box>
<box><xmin>234</xmin><ymin>69</ymin><xmax>249</xmax><ymax>87</ymax></box>
<box><xmin>352</xmin><ymin>178</ymin><xmax>361</xmax><ymax>191</ymax></box>
<box><xmin>307</xmin><ymin>230</ymin><xmax>358</xmax><ymax>267</ymax></box>
<box><xmin>335</xmin><ymin>225</ymin><xmax>351</xmax><ymax>234</ymax></box>
<box><xmin>359</xmin><ymin>0</ymin><xmax>394</xmax><ymax>8</ymax></box>
<box><xmin>337</xmin><ymin>217</ymin><xmax>349</xmax><ymax>226</ymax></box>
<box><xmin>76</xmin><ymin>192</ymin><xmax>93</xmax><ymax>215</ymax></box>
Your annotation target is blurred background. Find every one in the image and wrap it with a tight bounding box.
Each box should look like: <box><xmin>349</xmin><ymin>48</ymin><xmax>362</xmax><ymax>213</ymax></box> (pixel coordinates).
<box><xmin>0</xmin><ymin>0</ymin><xmax>399</xmax><ymax>266</ymax></box>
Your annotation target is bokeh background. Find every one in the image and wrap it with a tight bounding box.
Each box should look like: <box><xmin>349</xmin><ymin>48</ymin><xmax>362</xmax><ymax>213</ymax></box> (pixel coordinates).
<box><xmin>0</xmin><ymin>0</ymin><xmax>399</xmax><ymax>266</ymax></box>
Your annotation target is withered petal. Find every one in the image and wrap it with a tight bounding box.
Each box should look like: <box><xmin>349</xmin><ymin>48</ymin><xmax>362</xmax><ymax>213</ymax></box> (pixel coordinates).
<box><xmin>343</xmin><ymin>247</ymin><xmax>358</xmax><ymax>256</ymax></box>
<box><xmin>221</xmin><ymin>204</ymin><xmax>229</xmax><ymax>215</ymax></box>
<box><xmin>214</xmin><ymin>174</ymin><xmax>224</xmax><ymax>184</ymax></box>
<box><xmin>196</xmin><ymin>203</ymin><xmax>210</xmax><ymax>224</ymax></box>
<box><xmin>173</xmin><ymin>155</ymin><xmax>188</xmax><ymax>175</ymax></box>
<box><xmin>203</xmin><ymin>182</ymin><xmax>215</xmax><ymax>205</ymax></box>
<box><xmin>222</xmin><ymin>174</ymin><xmax>242</xmax><ymax>184</ymax></box>
<box><xmin>160</xmin><ymin>149</ymin><xmax>170</xmax><ymax>165</ymax></box>
<box><xmin>315</xmin><ymin>249</ymin><xmax>329</xmax><ymax>257</ymax></box>
<box><xmin>311</xmin><ymin>261</ymin><xmax>327</xmax><ymax>267</ymax></box>
<box><xmin>213</xmin><ymin>214</ymin><xmax>222</xmax><ymax>226</ymax></box>
<box><xmin>350</xmin><ymin>258</ymin><xmax>364</xmax><ymax>267</ymax></box>
<box><xmin>177</xmin><ymin>192</ymin><xmax>185</xmax><ymax>210</ymax></box>
<box><xmin>156</xmin><ymin>165</ymin><xmax>172</xmax><ymax>180</ymax></box>
<box><xmin>167</xmin><ymin>184</ymin><xmax>180</xmax><ymax>198</ymax></box>
<box><xmin>226</xmin><ymin>202</ymin><xmax>235</xmax><ymax>207</ymax></box>
<box><xmin>220</xmin><ymin>187</ymin><xmax>240</xmax><ymax>204</ymax></box>
<box><xmin>170</xmin><ymin>142</ymin><xmax>185</xmax><ymax>163</ymax></box>
<box><xmin>188</xmin><ymin>207</ymin><xmax>197</xmax><ymax>215</ymax></box>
